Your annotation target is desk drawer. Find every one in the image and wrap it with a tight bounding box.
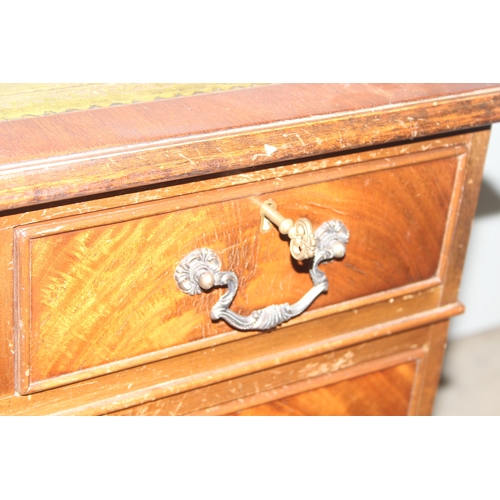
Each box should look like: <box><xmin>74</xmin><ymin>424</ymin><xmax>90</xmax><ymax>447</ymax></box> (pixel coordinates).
<box><xmin>14</xmin><ymin>139</ymin><xmax>465</xmax><ymax>394</ymax></box>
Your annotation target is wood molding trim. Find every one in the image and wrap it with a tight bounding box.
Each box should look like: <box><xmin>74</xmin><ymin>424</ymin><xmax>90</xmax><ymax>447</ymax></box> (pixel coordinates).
<box><xmin>186</xmin><ymin>348</ymin><xmax>428</xmax><ymax>416</ymax></box>
<box><xmin>1</xmin><ymin>301</ymin><xmax>463</xmax><ymax>415</ymax></box>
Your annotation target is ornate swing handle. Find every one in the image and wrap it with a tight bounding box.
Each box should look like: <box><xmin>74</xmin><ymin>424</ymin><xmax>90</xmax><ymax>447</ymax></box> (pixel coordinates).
<box><xmin>174</xmin><ymin>217</ymin><xmax>349</xmax><ymax>332</ymax></box>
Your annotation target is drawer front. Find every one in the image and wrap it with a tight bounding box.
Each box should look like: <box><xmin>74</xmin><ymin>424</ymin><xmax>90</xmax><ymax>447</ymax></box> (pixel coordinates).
<box><xmin>14</xmin><ymin>141</ymin><xmax>464</xmax><ymax>394</ymax></box>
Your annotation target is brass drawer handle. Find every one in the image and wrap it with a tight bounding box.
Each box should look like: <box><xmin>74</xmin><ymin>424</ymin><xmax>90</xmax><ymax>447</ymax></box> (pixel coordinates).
<box><xmin>174</xmin><ymin>214</ymin><xmax>349</xmax><ymax>332</ymax></box>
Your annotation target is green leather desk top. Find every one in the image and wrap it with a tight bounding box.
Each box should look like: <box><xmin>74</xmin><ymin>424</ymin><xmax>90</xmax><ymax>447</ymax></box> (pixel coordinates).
<box><xmin>0</xmin><ymin>83</ymin><xmax>262</xmax><ymax>121</ymax></box>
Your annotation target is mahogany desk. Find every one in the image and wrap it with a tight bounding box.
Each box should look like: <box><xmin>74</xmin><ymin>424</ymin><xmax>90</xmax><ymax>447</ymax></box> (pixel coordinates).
<box><xmin>0</xmin><ymin>83</ymin><xmax>499</xmax><ymax>415</ymax></box>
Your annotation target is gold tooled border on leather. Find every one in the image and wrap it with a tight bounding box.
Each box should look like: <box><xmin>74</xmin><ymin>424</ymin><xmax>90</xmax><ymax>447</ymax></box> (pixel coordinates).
<box><xmin>0</xmin><ymin>83</ymin><xmax>265</xmax><ymax>121</ymax></box>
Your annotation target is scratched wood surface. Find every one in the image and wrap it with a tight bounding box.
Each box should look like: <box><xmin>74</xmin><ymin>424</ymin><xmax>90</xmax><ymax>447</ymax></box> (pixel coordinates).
<box><xmin>1</xmin><ymin>84</ymin><xmax>496</xmax><ymax>164</ymax></box>
<box><xmin>441</xmin><ymin>130</ymin><xmax>491</xmax><ymax>306</ymax></box>
<box><xmin>0</xmin><ymin>133</ymin><xmax>469</xmax><ymax>230</ymax></box>
<box><xmin>112</xmin><ymin>348</ymin><xmax>425</xmax><ymax>417</ymax></box>
<box><xmin>1</xmin><ymin>319</ymin><xmax>444</xmax><ymax>415</ymax></box>
<box><xmin>15</xmin><ymin>150</ymin><xmax>459</xmax><ymax>393</ymax></box>
<box><xmin>229</xmin><ymin>361</ymin><xmax>417</xmax><ymax>416</ymax></box>
<box><xmin>224</xmin><ymin>322</ymin><xmax>448</xmax><ymax>418</ymax></box>
<box><xmin>1</xmin><ymin>84</ymin><xmax>499</xmax><ymax>211</ymax></box>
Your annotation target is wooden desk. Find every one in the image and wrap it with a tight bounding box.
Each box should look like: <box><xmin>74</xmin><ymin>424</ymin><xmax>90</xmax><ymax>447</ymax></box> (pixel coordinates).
<box><xmin>1</xmin><ymin>84</ymin><xmax>499</xmax><ymax>415</ymax></box>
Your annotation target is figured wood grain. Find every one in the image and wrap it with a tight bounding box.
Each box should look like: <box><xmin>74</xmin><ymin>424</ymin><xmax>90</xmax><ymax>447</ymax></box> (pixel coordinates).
<box><xmin>1</xmin><ymin>84</ymin><xmax>499</xmax><ymax>211</ymax></box>
<box><xmin>15</xmin><ymin>153</ymin><xmax>459</xmax><ymax>393</ymax></box>
<box><xmin>229</xmin><ymin>362</ymin><xmax>417</xmax><ymax>416</ymax></box>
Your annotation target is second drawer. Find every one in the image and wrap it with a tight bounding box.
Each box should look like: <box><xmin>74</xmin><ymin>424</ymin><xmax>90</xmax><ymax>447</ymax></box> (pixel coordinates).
<box><xmin>14</xmin><ymin>140</ymin><xmax>464</xmax><ymax>393</ymax></box>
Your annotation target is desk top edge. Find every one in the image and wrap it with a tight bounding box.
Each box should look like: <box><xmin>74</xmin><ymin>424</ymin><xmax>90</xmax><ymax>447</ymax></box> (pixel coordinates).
<box><xmin>1</xmin><ymin>84</ymin><xmax>500</xmax><ymax>211</ymax></box>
